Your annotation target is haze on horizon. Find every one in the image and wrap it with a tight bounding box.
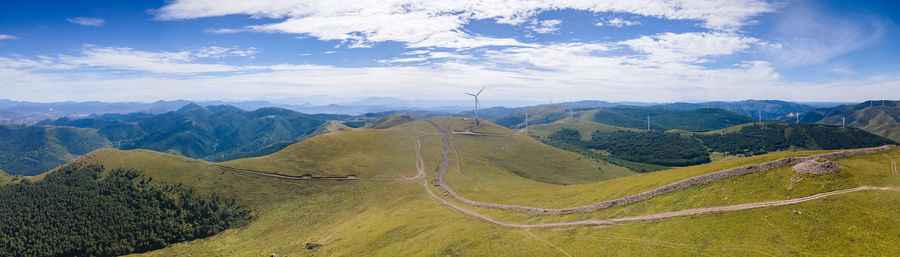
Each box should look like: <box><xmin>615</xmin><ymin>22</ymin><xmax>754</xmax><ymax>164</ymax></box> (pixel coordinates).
<box><xmin>1</xmin><ymin>0</ymin><xmax>899</xmax><ymax>104</ymax></box>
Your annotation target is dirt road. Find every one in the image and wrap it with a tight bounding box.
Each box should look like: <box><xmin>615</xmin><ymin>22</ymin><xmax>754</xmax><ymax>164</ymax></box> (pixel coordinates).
<box><xmin>414</xmin><ymin>130</ymin><xmax>900</xmax><ymax>227</ymax></box>
<box><xmin>425</xmin><ymin>119</ymin><xmax>896</xmax><ymax>214</ymax></box>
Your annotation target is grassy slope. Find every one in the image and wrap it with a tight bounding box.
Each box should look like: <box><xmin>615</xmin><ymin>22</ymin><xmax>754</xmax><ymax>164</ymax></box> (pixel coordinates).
<box><xmin>33</xmin><ymin>117</ymin><xmax>899</xmax><ymax>256</ymax></box>
<box><xmin>0</xmin><ymin>169</ymin><xmax>9</xmax><ymax>184</ymax></box>
<box><xmin>527</xmin><ymin>118</ymin><xmax>637</xmax><ymax>140</ymax></box>
<box><xmin>447</xmin><ymin>118</ymin><xmax>634</xmax><ymax>184</ymax></box>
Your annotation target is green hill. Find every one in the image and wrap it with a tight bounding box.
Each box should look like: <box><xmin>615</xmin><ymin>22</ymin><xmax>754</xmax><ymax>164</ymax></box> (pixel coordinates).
<box><xmin>527</xmin><ymin>118</ymin><xmax>636</xmax><ymax>140</ymax></box>
<box><xmin>492</xmin><ymin>105</ymin><xmax>756</xmax><ymax>132</ymax></box>
<box><xmin>783</xmin><ymin>101</ymin><xmax>900</xmax><ymax>142</ymax></box>
<box><xmin>1</xmin><ymin>104</ymin><xmax>339</xmax><ymax>175</ymax></box>
<box><xmin>541</xmin><ymin>122</ymin><xmax>894</xmax><ymax>170</ymax></box>
<box><xmin>10</xmin><ymin>116</ymin><xmax>898</xmax><ymax>256</ymax></box>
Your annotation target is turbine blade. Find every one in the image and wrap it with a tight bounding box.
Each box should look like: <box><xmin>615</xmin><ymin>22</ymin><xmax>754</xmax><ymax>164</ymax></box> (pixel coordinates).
<box><xmin>476</xmin><ymin>86</ymin><xmax>485</xmax><ymax>96</ymax></box>
<box><xmin>464</xmin><ymin>93</ymin><xmax>475</xmax><ymax>96</ymax></box>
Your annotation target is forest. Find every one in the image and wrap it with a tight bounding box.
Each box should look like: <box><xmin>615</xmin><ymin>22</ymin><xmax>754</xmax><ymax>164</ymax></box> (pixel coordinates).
<box><xmin>0</xmin><ymin>164</ymin><xmax>250</xmax><ymax>257</ymax></box>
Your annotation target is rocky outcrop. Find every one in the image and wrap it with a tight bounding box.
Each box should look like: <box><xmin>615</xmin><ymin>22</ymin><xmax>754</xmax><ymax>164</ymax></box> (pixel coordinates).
<box><xmin>793</xmin><ymin>159</ymin><xmax>841</xmax><ymax>174</ymax></box>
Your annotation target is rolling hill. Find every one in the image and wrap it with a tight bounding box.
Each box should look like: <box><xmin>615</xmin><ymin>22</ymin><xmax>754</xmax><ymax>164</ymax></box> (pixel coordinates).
<box><xmin>781</xmin><ymin>100</ymin><xmax>900</xmax><ymax>142</ymax></box>
<box><xmin>7</xmin><ymin>116</ymin><xmax>898</xmax><ymax>256</ymax></box>
<box><xmin>0</xmin><ymin>104</ymin><xmax>344</xmax><ymax>175</ymax></box>
<box><xmin>492</xmin><ymin>105</ymin><xmax>756</xmax><ymax>132</ymax></box>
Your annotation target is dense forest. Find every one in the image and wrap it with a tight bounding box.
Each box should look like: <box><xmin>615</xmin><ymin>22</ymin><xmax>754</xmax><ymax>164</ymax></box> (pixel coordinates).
<box><xmin>549</xmin><ymin>129</ymin><xmax>710</xmax><ymax>167</ymax></box>
<box><xmin>0</xmin><ymin>165</ymin><xmax>250</xmax><ymax>257</ymax></box>
<box><xmin>544</xmin><ymin>123</ymin><xmax>895</xmax><ymax>171</ymax></box>
<box><xmin>696</xmin><ymin>123</ymin><xmax>896</xmax><ymax>156</ymax></box>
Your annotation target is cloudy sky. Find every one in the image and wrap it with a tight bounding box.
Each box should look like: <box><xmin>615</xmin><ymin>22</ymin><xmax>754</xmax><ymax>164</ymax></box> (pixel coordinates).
<box><xmin>1</xmin><ymin>0</ymin><xmax>898</xmax><ymax>105</ymax></box>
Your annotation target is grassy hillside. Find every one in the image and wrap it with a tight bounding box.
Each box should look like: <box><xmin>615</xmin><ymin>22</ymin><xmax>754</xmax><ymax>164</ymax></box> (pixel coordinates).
<box><xmin>783</xmin><ymin>100</ymin><xmax>900</xmax><ymax>142</ymax></box>
<box><xmin>0</xmin><ymin>124</ymin><xmax>111</xmax><ymax>175</ymax></box>
<box><xmin>42</xmin><ymin>119</ymin><xmax>899</xmax><ymax>256</ymax></box>
<box><xmin>527</xmin><ymin>118</ymin><xmax>636</xmax><ymax>140</ymax></box>
<box><xmin>0</xmin><ymin>169</ymin><xmax>10</xmax><ymax>184</ymax></box>
<box><xmin>225</xmin><ymin>117</ymin><xmax>631</xmax><ymax>184</ymax></box>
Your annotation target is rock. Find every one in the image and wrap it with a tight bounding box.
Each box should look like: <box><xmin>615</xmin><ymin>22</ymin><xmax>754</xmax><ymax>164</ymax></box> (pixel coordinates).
<box><xmin>793</xmin><ymin>159</ymin><xmax>841</xmax><ymax>174</ymax></box>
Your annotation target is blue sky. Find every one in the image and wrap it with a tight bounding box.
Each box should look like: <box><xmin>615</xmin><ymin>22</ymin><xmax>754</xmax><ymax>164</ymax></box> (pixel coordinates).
<box><xmin>1</xmin><ymin>0</ymin><xmax>898</xmax><ymax>106</ymax></box>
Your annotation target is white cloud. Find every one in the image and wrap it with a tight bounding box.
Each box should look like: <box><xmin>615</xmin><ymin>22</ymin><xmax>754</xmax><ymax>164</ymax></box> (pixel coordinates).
<box><xmin>0</xmin><ymin>34</ymin><xmax>17</xmax><ymax>40</ymax></box>
<box><xmin>3</xmin><ymin>46</ymin><xmax>262</xmax><ymax>74</ymax></box>
<box><xmin>529</xmin><ymin>19</ymin><xmax>562</xmax><ymax>34</ymax></box>
<box><xmin>66</xmin><ymin>17</ymin><xmax>105</xmax><ymax>26</ymax></box>
<box><xmin>621</xmin><ymin>32</ymin><xmax>760</xmax><ymax>63</ymax></box>
<box><xmin>154</xmin><ymin>0</ymin><xmax>773</xmax><ymax>49</ymax></box>
<box><xmin>597</xmin><ymin>18</ymin><xmax>640</xmax><ymax>27</ymax></box>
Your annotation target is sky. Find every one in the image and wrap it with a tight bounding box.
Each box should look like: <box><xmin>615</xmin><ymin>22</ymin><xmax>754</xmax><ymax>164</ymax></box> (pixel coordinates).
<box><xmin>1</xmin><ymin>0</ymin><xmax>899</xmax><ymax>106</ymax></box>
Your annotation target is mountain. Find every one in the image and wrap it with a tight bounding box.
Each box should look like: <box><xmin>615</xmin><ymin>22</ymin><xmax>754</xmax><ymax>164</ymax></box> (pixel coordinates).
<box><xmin>779</xmin><ymin>100</ymin><xmax>900</xmax><ymax>142</ymax></box>
<box><xmin>654</xmin><ymin>100</ymin><xmax>817</xmax><ymax>120</ymax></box>
<box><xmin>8</xmin><ymin>115</ymin><xmax>899</xmax><ymax>256</ymax></box>
<box><xmin>541</xmin><ymin>121</ymin><xmax>894</xmax><ymax>171</ymax></box>
<box><xmin>493</xmin><ymin>105</ymin><xmax>756</xmax><ymax>132</ymax></box>
<box><xmin>0</xmin><ymin>104</ymin><xmax>344</xmax><ymax>175</ymax></box>
<box><xmin>0</xmin><ymin>123</ymin><xmax>111</xmax><ymax>175</ymax></box>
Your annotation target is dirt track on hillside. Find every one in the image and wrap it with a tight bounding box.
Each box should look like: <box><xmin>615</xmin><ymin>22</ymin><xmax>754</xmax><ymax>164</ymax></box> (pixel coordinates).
<box><xmin>413</xmin><ymin>127</ymin><xmax>900</xmax><ymax>227</ymax></box>
<box><xmin>424</xmin><ymin>118</ymin><xmax>896</xmax><ymax>214</ymax></box>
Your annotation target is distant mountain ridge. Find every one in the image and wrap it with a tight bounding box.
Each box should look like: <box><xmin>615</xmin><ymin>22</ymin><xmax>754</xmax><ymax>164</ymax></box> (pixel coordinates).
<box><xmin>651</xmin><ymin>100</ymin><xmax>817</xmax><ymax>120</ymax></box>
<box><xmin>0</xmin><ymin>104</ymin><xmax>345</xmax><ymax>175</ymax></box>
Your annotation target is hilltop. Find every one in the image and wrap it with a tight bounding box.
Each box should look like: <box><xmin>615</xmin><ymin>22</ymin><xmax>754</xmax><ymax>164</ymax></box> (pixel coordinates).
<box><xmin>9</xmin><ymin>115</ymin><xmax>897</xmax><ymax>256</ymax></box>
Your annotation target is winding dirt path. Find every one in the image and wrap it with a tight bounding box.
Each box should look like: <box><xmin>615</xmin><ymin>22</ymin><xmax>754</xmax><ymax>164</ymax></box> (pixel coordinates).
<box><xmin>425</xmin><ymin>119</ymin><xmax>896</xmax><ymax>214</ymax></box>
<box><xmin>413</xmin><ymin>129</ymin><xmax>900</xmax><ymax>227</ymax></box>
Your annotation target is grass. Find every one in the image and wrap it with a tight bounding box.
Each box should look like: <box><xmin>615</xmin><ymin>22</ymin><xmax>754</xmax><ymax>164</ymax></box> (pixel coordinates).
<box><xmin>23</xmin><ymin>115</ymin><xmax>900</xmax><ymax>256</ymax></box>
<box><xmin>527</xmin><ymin>118</ymin><xmax>636</xmax><ymax>140</ymax></box>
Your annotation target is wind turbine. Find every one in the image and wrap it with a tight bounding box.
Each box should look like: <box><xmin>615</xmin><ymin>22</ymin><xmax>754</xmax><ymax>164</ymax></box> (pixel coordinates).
<box><xmin>465</xmin><ymin>87</ymin><xmax>485</xmax><ymax>125</ymax></box>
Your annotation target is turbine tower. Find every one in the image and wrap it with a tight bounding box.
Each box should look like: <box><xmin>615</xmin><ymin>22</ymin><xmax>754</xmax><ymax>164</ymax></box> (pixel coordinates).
<box><xmin>524</xmin><ymin>113</ymin><xmax>529</xmax><ymax>131</ymax></box>
<box><xmin>465</xmin><ymin>87</ymin><xmax>485</xmax><ymax>125</ymax></box>
<box><xmin>647</xmin><ymin>115</ymin><xmax>650</xmax><ymax>131</ymax></box>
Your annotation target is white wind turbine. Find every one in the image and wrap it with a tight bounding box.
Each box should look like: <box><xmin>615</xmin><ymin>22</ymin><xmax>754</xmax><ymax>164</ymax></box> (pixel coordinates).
<box><xmin>465</xmin><ymin>87</ymin><xmax>485</xmax><ymax>125</ymax></box>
